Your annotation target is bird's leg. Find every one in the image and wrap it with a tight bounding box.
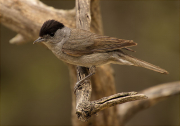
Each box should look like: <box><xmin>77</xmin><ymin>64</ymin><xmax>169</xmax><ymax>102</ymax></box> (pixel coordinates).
<box><xmin>74</xmin><ymin>66</ymin><xmax>96</xmax><ymax>93</ymax></box>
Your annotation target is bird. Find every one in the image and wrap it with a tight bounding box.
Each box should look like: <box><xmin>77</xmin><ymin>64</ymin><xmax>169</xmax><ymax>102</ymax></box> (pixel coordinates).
<box><xmin>34</xmin><ymin>20</ymin><xmax>168</xmax><ymax>88</ymax></box>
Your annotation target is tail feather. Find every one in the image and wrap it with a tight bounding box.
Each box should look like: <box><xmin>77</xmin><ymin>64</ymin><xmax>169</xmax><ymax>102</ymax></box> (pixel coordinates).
<box><xmin>118</xmin><ymin>53</ymin><xmax>169</xmax><ymax>74</ymax></box>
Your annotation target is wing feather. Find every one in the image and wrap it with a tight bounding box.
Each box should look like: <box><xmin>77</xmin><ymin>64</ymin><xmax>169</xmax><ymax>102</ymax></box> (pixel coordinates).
<box><xmin>62</xmin><ymin>29</ymin><xmax>137</xmax><ymax>57</ymax></box>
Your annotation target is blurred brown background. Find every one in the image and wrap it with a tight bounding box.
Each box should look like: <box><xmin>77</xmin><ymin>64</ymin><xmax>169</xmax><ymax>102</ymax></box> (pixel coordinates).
<box><xmin>1</xmin><ymin>0</ymin><xmax>179</xmax><ymax>125</ymax></box>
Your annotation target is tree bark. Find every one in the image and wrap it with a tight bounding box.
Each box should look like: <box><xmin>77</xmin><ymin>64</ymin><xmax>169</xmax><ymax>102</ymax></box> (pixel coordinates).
<box><xmin>0</xmin><ymin>0</ymin><xmax>76</xmax><ymax>44</ymax></box>
<box><xmin>118</xmin><ymin>81</ymin><xmax>180</xmax><ymax>125</ymax></box>
<box><xmin>70</xmin><ymin>0</ymin><xmax>119</xmax><ymax>125</ymax></box>
<box><xmin>0</xmin><ymin>0</ymin><xmax>179</xmax><ymax>126</ymax></box>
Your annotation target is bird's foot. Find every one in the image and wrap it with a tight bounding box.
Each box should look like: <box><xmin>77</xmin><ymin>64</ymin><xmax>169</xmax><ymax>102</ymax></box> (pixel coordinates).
<box><xmin>74</xmin><ymin>66</ymin><xmax>96</xmax><ymax>94</ymax></box>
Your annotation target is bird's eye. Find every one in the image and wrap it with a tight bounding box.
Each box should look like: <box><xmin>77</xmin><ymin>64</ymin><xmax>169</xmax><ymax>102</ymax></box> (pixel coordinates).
<box><xmin>49</xmin><ymin>33</ymin><xmax>54</xmax><ymax>37</ymax></box>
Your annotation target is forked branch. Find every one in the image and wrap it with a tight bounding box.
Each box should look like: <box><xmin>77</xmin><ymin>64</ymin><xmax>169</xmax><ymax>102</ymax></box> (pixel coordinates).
<box><xmin>74</xmin><ymin>0</ymin><xmax>147</xmax><ymax>121</ymax></box>
<box><xmin>0</xmin><ymin>0</ymin><xmax>179</xmax><ymax>125</ymax></box>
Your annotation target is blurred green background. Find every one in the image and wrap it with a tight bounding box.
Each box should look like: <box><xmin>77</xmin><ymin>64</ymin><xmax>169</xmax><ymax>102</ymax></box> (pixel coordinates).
<box><xmin>1</xmin><ymin>0</ymin><xmax>179</xmax><ymax>125</ymax></box>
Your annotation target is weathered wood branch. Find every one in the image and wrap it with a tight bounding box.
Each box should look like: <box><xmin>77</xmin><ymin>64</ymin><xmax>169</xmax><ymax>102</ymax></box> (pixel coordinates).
<box><xmin>74</xmin><ymin>0</ymin><xmax>147</xmax><ymax>122</ymax></box>
<box><xmin>118</xmin><ymin>81</ymin><xmax>180</xmax><ymax>125</ymax></box>
<box><xmin>86</xmin><ymin>92</ymin><xmax>147</xmax><ymax>120</ymax></box>
<box><xmin>0</xmin><ymin>0</ymin><xmax>76</xmax><ymax>44</ymax></box>
<box><xmin>70</xmin><ymin>0</ymin><xmax>119</xmax><ymax>125</ymax></box>
<box><xmin>0</xmin><ymin>0</ymin><xmax>179</xmax><ymax>125</ymax></box>
<box><xmin>75</xmin><ymin>0</ymin><xmax>92</xmax><ymax>122</ymax></box>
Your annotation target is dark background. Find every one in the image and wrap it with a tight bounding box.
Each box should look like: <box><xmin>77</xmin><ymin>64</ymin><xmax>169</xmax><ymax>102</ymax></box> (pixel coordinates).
<box><xmin>1</xmin><ymin>0</ymin><xmax>179</xmax><ymax>125</ymax></box>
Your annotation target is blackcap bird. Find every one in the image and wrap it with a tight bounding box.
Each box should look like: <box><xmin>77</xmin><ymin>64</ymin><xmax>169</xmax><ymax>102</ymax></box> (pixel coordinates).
<box><xmin>34</xmin><ymin>20</ymin><xmax>168</xmax><ymax>86</ymax></box>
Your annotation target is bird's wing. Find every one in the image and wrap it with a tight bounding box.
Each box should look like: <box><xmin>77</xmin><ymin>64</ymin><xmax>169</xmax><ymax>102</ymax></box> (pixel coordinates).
<box><xmin>62</xmin><ymin>29</ymin><xmax>137</xmax><ymax>57</ymax></box>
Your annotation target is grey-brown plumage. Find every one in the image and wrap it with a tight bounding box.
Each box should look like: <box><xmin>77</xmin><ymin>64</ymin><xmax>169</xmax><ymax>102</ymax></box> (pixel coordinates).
<box><xmin>34</xmin><ymin>20</ymin><xmax>168</xmax><ymax>74</ymax></box>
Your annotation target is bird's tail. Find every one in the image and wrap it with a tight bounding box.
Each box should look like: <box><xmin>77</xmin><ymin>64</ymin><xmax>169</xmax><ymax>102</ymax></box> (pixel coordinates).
<box><xmin>117</xmin><ymin>52</ymin><xmax>169</xmax><ymax>74</ymax></box>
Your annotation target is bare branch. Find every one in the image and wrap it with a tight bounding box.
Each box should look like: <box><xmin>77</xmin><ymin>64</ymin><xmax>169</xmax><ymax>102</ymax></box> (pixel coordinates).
<box><xmin>91</xmin><ymin>92</ymin><xmax>147</xmax><ymax>115</ymax></box>
<box><xmin>76</xmin><ymin>0</ymin><xmax>91</xmax><ymax>30</ymax></box>
<box><xmin>70</xmin><ymin>0</ymin><xmax>119</xmax><ymax>124</ymax></box>
<box><xmin>90</xmin><ymin>0</ymin><xmax>103</xmax><ymax>34</ymax></box>
<box><xmin>1</xmin><ymin>0</ymin><xmax>178</xmax><ymax>125</ymax></box>
<box><xmin>76</xmin><ymin>90</ymin><xmax>147</xmax><ymax>121</ymax></box>
<box><xmin>75</xmin><ymin>0</ymin><xmax>92</xmax><ymax>122</ymax></box>
<box><xmin>118</xmin><ymin>81</ymin><xmax>180</xmax><ymax>125</ymax></box>
<box><xmin>74</xmin><ymin>0</ymin><xmax>148</xmax><ymax>122</ymax></box>
<box><xmin>9</xmin><ymin>34</ymin><xmax>30</xmax><ymax>44</ymax></box>
<box><xmin>0</xmin><ymin>0</ymin><xmax>76</xmax><ymax>43</ymax></box>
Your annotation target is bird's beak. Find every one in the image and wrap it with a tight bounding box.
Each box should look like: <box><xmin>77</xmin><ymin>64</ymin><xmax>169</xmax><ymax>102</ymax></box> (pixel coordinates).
<box><xmin>33</xmin><ymin>37</ymin><xmax>45</xmax><ymax>44</ymax></box>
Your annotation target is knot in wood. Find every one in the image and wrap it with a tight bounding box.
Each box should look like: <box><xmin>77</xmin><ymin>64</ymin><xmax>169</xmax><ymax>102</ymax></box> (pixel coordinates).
<box><xmin>76</xmin><ymin>101</ymin><xmax>92</xmax><ymax>121</ymax></box>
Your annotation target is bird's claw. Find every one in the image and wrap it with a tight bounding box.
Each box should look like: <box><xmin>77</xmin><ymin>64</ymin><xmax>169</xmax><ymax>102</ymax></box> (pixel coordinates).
<box><xmin>74</xmin><ymin>66</ymin><xmax>96</xmax><ymax>94</ymax></box>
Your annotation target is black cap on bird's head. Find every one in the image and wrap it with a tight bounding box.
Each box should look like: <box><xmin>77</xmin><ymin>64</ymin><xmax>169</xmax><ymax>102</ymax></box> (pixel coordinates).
<box><xmin>34</xmin><ymin>20</ymin><xmax>64</xmax><ymax>44</ymax></box>
<box><xmin>40</xmin><ymin>20</ymin><xmax>64</xmax><ymax>37</ymax></box>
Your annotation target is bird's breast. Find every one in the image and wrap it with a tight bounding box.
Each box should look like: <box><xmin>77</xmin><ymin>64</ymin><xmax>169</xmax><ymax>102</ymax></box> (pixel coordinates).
<box><xmin>53</xmin><ymin>48</ymin><xmax>112</xmax><ymax>67</ymax></box>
